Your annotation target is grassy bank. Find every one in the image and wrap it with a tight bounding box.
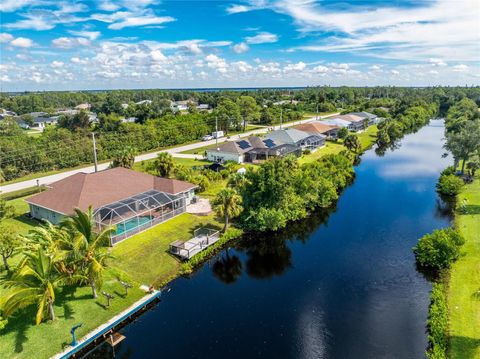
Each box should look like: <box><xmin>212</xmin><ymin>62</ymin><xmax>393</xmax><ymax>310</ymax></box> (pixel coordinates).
<box><xmin>448</xmin><ymin>178</ymin><xmax>480</xmax><ymax>358</ymax></box>
<box><xmin>111</xmin><ymin>213</ymin><xmax>222</xmax><ymax>287</ymax></box>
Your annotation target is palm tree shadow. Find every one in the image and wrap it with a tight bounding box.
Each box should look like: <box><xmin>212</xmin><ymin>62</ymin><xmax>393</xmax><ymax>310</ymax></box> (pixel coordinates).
<box><xmin>14</xmin><ymin>317</ymin><xmax>29</xmax><ymax>353</ymax></box>
<box><xmin>449</xmin><ymin>336</ymin><xmax>480</xmax><ymax>359</ymax></box>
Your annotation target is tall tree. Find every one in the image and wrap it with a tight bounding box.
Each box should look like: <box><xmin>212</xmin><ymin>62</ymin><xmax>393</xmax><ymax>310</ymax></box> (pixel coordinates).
<box><xmin>344</xmin><ymin>134</ymin><xmax>362</xmax><ymax>153</ymax></box>
<box><xmin>214</xmin><ymin>98</ymin><xmax>242</xmax><ymax>133</ymax></box>
<box><xmin>150</xmin><ymin>152</ymin><xmax>175</xmax><ymax>177</ymax></box>
<box><xmin>111</xmin><ymin>146</ymin><xmax>137</xmax><ymax>169</ymax></box>
<box><xmin>445</xmin><ymin>120</ymin><xmax>480</xmax><ymax>174</ymax></box>
<box><xmin>237</xmin><ymin>96</ymin><xmax>260</xmax><ymax>132</ymax></box>
<box><xmin>212</xmin><ymin>188</ymin><xmax>243</xmax><ymax>231</ymax></box>
<box><xmin>61</xmin><ymin>208</ymin><xmax>113</xmax><ymax>298</ymax></box>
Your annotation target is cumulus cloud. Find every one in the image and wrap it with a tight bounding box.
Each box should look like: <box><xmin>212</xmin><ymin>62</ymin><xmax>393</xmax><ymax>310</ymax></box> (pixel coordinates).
<box><xmin>68</xmin><ymin>30</ymin><xmax>101</xmax><ymax>41</ymax></box>
<box><xmin>245</xmin><ymin>31</ymin><xmax>278</xmax><ymax>44</ymax></box>
<box><xmin>71</xmin><ymin>57</ymin><xmax>89</xmax><ymax>65</ymax></box>
<box><xmin>10</xmin><ymin>37</ymin><xmax>34</xmax><ymax>48</ymax></box>
<box><xmin>233</xmin><ymin>42</ymin><xmax>249</xmax><ymax>53</ymax></box>
<box><xmin>50</xmin><ymin>61</ymin><xmax>64</xmax><ymax>68</ymax></box>
<box><xmin>52</xmin><ymin>37</ymin><xmax>91</xmax><ymax>49</ymax></box>
<box><xmin>452</xmin><ymin>64</ymin><xmax>468</xmax><ymax>72</ymax></box>
<box><xmin>284</xmin><ymin>61</ymin><xmax>306</xmax><ymax>72</ymax></box>
<box><xmin>0</xmin><ymin>33</ymin><xmax>14</xmax><ymax>43</ymax></box>
<box><xmin>108</xmin><ymin>15</ymin><xmax>175</xmax><ymax>30</ymax></box>
<box><xmin>429</xmin><ymin>58</ymin><xmax>447</xmax><ymax>66</ymax></box>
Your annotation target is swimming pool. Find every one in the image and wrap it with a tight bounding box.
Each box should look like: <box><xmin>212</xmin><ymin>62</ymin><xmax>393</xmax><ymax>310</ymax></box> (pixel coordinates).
<box><xmin>116</xmin><ymin>216</ymin><xmax>151</xmax><ymax>235</ymax></box>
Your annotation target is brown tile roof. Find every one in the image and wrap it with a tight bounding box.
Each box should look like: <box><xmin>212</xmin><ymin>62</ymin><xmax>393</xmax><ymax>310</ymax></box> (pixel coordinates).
<box><xmin>294</xmin><ymin>122</ymin><xmax>338</xmax><ymax>134</ymax></box>
<box><xmin>26</xmin><ymin>167</ymin><xmax>196</xmax><ymax>215</ymax></box>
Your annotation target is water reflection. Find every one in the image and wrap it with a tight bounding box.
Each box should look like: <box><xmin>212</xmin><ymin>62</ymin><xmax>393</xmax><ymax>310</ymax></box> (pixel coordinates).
<box><xmin>212</xmin><ymin>249</ymin><xmax>242</xmax><ymax>284</ymax></box>
<box><xmin>212</xmin><ymin>207</ymin><xmax>334</xmax><ymax>283</ymax></box>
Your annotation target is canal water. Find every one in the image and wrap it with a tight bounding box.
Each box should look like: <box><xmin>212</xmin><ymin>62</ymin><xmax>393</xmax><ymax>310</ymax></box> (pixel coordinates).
<box><xmin>93</xmin><ymin>120</ymin><xmax>452</xmax><ymax>358</ymax></box>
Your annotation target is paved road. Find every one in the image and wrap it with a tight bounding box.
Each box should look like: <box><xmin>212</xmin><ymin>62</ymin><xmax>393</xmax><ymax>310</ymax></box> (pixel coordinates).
<box><xmin>0</xmin><ymin>113</ymin><xmax>338</xmax><ymax>194</ymax></box>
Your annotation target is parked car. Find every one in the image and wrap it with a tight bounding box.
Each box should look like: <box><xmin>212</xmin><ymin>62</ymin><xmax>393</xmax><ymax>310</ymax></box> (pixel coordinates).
<box><xmin>202</xmin><ymin>134</ymin><xmax>214</xmax><ymax>141</ymax></box>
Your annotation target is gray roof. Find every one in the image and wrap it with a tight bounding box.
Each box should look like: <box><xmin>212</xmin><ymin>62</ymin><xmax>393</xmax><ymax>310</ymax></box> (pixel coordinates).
<box><xmin>323</xmin><ymin>118</ymin><xmax>352</xmax><ymax>127</ymax></box>
<box><xmin>207</xmin><ymin>136</ymin><xmax>284</xmax><ymax>155</ymax></box>
<box><xmin>265</xmin><ymin>128</ymin><xmax>312</xmax><ymax>144</ymax></box>
<box><xmin>350</xmin><ymin>111</ymin><xmax>377</xmax><ymax>120</ymax></box>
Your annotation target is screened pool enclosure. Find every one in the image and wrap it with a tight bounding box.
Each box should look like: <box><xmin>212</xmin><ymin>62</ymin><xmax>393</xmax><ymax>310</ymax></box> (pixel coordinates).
<box><xmin>94</xmin><ymin>189</ymin><xmax>187</xmax><ymax>245</ymax></box>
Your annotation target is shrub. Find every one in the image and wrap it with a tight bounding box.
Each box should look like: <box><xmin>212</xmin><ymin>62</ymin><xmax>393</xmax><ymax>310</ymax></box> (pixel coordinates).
<box><xmin>440</xmin><ymin>166</ymin><xmax>455</xmax><ymax>176</ymax></box>
<box><xmin>413</xmin><ymin>228</ymin><xmax>465</xmax><ymax>270</ymax></box>
<box><xmin>426</xmin><ymin>283</ymin><xmax>448</xmax><ymax>359</ymax></box>
<box><xmin>436</xmin><ymin>174</ymin><xmax>464</xmax><ymax>196</ymax></box>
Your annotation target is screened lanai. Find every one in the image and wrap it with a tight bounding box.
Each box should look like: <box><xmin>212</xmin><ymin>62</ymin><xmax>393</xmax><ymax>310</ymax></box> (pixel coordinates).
<box><xmin>94</xmin><ymin>189</ymin><xmax>187</xmax><ymax>245</ymax></box>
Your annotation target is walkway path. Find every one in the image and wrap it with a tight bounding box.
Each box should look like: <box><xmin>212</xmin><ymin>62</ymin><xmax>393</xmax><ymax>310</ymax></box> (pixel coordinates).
<box><xmin>0</xmin><ymin>113</ymin><xmax>338</xmax><ymax>194</ymax></box>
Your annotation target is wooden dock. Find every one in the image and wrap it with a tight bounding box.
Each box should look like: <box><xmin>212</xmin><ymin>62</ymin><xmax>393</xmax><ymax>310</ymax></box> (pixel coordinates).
<box><xmin>52</xmin><ymin>289</ymin><xmax>161</xmax><ymax>359</ymax></box>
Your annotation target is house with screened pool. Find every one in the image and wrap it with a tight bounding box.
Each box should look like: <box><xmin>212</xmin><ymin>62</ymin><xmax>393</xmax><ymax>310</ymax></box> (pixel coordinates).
<box><xmin>26</xmin><ymin>167</ymin><xmax>197</xmax><ymax>245</ymax></box>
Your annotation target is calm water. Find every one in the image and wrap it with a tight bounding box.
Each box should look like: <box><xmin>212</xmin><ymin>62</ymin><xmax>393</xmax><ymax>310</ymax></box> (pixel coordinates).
<box><xmin>92</xmin><ymin>120</ymin><xmax>452</xmax><ymax>359</ymax></box>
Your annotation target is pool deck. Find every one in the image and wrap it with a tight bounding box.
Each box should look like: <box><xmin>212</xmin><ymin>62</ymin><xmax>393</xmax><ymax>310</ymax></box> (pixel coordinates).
<box><xmin>52</xmin><ymin>289</ymin><xmax>161</xmax><ymax>359</ymax></box>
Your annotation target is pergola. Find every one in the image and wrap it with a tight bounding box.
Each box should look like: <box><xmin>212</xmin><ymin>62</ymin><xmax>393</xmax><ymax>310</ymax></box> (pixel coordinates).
<box><xmin>94</xmin><ymin>189</ymin><xmax>186</xmax><ymax>245</ymax></box>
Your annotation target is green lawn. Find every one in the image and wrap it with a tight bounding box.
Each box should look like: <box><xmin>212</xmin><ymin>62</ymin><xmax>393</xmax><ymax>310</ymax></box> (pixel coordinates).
<box><xmin>448</xmin><ymin>178</ymin><xmax>480</xmax><ymax>359</ymax></box>
<box><xmin>111</xmin><ymin>213</ymin><xmax>222</xmax><ymax>287</ymax></box>
<box><xmin>2</xmin><ymin>195</ymin><xmax>41</xmax><ymax>235</ymax></box>
<box><xmin>298</xmin><ymin>142</ymin><xmax>345</xmax><ymax>164</ymax></box>
<box><xmin>0</xmin><ymin>270</ymin><xmax>145</xmax><ymax>359</ymax></box>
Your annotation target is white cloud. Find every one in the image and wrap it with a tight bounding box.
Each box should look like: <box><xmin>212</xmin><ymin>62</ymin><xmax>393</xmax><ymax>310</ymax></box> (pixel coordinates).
<box><xmin>0</xmin><ymin>0</ymin><xmax>41</xmax><ymax>12</ymax></box>
<box><xmin>245</xmin><ymin>31</ymin><xmax>278</xmax><ymax>44</ymax></box>
<box><xmin>391</xmin><ymin>70</ymin><xmax>400</xmax><ymax>75</ymax></box>
<box><xmin>0</xmin><ymin>33</ymin><xmax>14</xmax><ymax>43</ymax></box>
<box><xmin>98</xmin><ymin>1</ymin><xmax>120</xmax><ymax>11</ymax></box>
<box><xmin>233</xmin><ymin>42</ymin><xmax>249</xmax><ymax>53</ymax></box>
<box><xmin>107</xmin><ymin>14</ymin><xmax>175</xmax><ymax>30</ymax></box>
<box><xmin>151</xmin><ymin>50</ymin><xmax>167</xmax><ymax>62</ymax></box>
<box><xmin>52</xmin><ymin>37</ymin><xmax>91</xmax><ymax>49</ymax></box>
<box><xmin>282</xmin><ymin>0</ymin><xmax>479</xmax><ymax>62</ymax></box>
<box><xmin>369</xmin><ymin>65</ymin><xmax>381</xmax><ymax>71</ymax></box>
<box><xmin>313</xmin><ymin>65</ymin><xmax>329</xmax><ymax>73</ymax></box>
<box><xmin>205</xmin><ymin>54</ymin><xmax>228</xmax><ymax>73</ymax></box>
<box><xmin>68</xmin><ymin>30</ymin><xmax>101</xmax><ymax>41</ymax></box>
<box><xmin>50</xmin><ymin>61</ymin><xmax>64</xmax><ymax>68</ymax></box>
<box><xmin>10</xmin><ymin>37</ymin><xmax>34</xmax><ymax>48</ymax></box>
<box><xmin>284</xmin><ymin>61</ymin><xmax>306</xmax><ymax>72</ymax></box>
<box><xmin>452</xmin><ymin>64</ymin><xmax>468</xmax><ymax>72</ymax></box>
<box><xmin>429</xmin><ymin>58</ymin><xmax>447</xmax><ymax>66</ymax></box>
<box><xmin>71</xmin><ymin>57</ymin><xmax>89</xmax><ymax>65</ymax></box>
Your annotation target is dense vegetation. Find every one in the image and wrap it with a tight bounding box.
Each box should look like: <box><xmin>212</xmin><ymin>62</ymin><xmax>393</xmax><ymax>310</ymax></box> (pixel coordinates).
<box><xmin>1</xmin><ymin>87</ymin><xmax>479</xmax><ymax>182</ymax></box>
<box><xmin>413</xmin><ymin>228</ymin><xmax>465</xmax><ymax>270</ymax></box>
<box><xmin>237</xmin><ymin>153</ymin><xmax>353</xmax><ymax>232</ymax></box>
<box><xmin>436</xmin><ymin>167</ymin><xmax>465</xmax><ymax>196</ymax></box>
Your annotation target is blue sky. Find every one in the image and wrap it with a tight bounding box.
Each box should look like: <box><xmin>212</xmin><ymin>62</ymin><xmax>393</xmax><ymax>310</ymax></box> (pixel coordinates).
<box><xmin>0</xmin><ymin>0</ymin><xmax>479</xmax><ymax>91</ymax></box>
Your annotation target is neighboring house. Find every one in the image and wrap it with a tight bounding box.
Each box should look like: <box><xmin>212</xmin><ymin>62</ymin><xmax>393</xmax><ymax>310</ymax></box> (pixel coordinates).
<box><xmin>17</xmin><ymin>113</ymin><xmax>59</xmax><ymax>129</ymax></box>
<box><xmin>75</xmin><ymin>103</ymin><xmax>91</xmax><ymax>110</ymax></box>
<box><xmin>328</xmin><ymin>115</ymin><xmax>365</xmax><ymax>131</ymax></box>
<box><xmin>120</xmin><ymin>117</ymin><xmax>137</xmax><ymax>123</ymax></box>
<box><xmin>121</xmin><ymin>103</ymin><xmax>129</xmax><ymax>109</ymax></box>
<box><xmin>265</xmin><ymin>128</ymin><xmax>325</xmax><ymax>150</ymax></box>
<box><xmin>171</xmin><ymin>100</ymin><xmax>196</xmax><ymax>112</ymax></box>
<box><xmin>56</xmin><ymin>109</ymin><xmax>79</xmax><ymax>116</ymax></box>
<box><xmin>294</xmin><ymin>122</ymin><xmax>340</xmax><ymax>139</ymax></box>
<box><xmin>206</xmin><ymin>136</ymin><xmax>301</xmax><ymax>163</ymax></box>
<box><xmin>349</xmin><ymin>111</ymin><xmax>378</xmax><ymax>125</ymax></box>
<box><xmin>322</xmin><ymin>118</ymin><xmax>352</xmax><ymax>128</ymax></box>
<box><xmin>196</xmin><ymin>104</ymin><xmax>211</xmax><ymax>111</ymax></box>
<box><xmin>26</xmin><ymin>167</ymin><xmax>197</xmax><ymax>245</ymax></box>
<box><xmin>273</xmin><ymin>100</ymin><xmax>300</xmax><ymax>106</ymax></box>
<box><xmin>135</xmin><ymin>100</ymin><xmax>152</xmax><ymax>106</ymax></box>
<box><xmin>0</xmin><ymin>109</ymin><xmax>17</xmax><ymax>119</ymax></box>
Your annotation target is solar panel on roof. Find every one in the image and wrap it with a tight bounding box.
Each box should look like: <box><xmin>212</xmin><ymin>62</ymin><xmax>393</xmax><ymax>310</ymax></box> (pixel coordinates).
<box><xmin>263</xmin><ymin>139</ymin><xmax>276</xmax><ymax>148</ymax></box>
<box><xmin>237</xmin><ymin>140</ymin><xmax>251</xmax><ymax>149</ymax></box>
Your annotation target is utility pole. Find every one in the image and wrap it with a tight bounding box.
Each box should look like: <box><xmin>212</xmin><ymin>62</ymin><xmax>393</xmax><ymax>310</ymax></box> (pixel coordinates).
<box><xmin>92</xmin><ymin>132</ymin><xmax>98</xmax><ymax>173</ymax></box>
<box><xmin>215</xmin><ymin>116</ymin><xmax>219</xmax><ymax>150</ymax></box>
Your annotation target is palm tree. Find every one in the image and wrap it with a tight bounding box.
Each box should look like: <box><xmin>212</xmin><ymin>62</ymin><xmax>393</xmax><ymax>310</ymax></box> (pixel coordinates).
<box><xmin>1</xmin><ymin>249</ymin><xmax>67</xmax><ymax>324</ymax></box>
<box><xmin>212</xmin><ymin>188</ymin><xmax>243</xmax><ymax>232</ymax></box>
<box><xmin>152</xmin><ymin>152</ymin><xmax>175</xmax><ymax>177</ymax></box>
<box><xmin>61</xmin><ymin>208</ymin><xmax>113</xmax><ymax>298</ymax></box>
<box><xmin>344</xmin><ymin>134</ymin><xmax>362</xmax><ymax>153</ymax></box>
<box><xmin>111</xmin><ymin>146</ymin><xmax>137</xmax><ymax>169</ymax></box>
